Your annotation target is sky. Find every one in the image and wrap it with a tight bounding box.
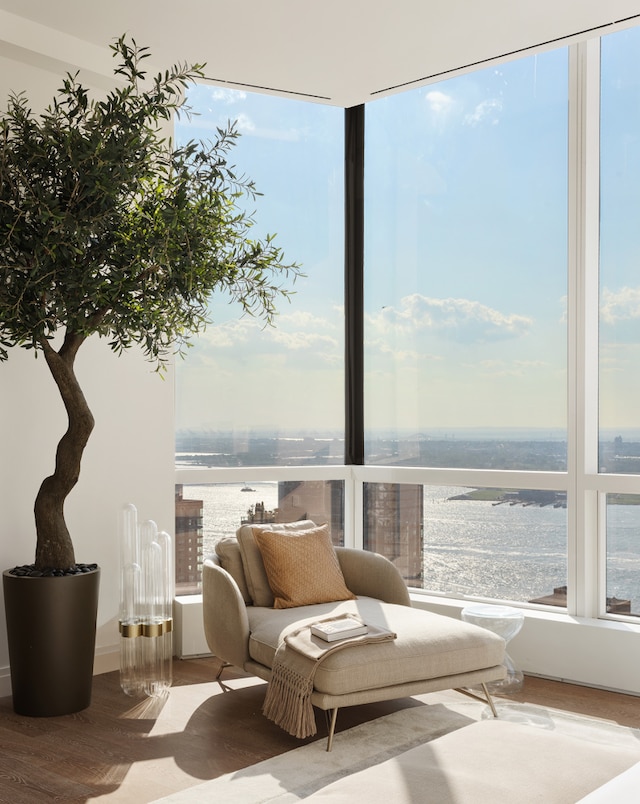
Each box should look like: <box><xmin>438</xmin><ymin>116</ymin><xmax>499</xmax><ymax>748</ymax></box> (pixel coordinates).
<box><xmin>174</xmin><ymin>88</ymin><xmax>345</xmax><ymax>434</ymax></box>
<box><xmin>174</xmin><ymin>25</ymin><xmax>640</xmax><ymax>439</ymax></box>
<box><xmin>600</xmin><ymin>27</ymin><xmax>640</xmax><ymax>433</ymax></box>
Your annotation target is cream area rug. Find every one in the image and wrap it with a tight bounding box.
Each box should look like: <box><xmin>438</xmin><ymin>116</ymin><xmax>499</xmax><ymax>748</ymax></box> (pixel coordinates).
<box><xmin>153</xmin><ymin>690</ymin><xmax>640</xmax><ymax>804</ymax></box>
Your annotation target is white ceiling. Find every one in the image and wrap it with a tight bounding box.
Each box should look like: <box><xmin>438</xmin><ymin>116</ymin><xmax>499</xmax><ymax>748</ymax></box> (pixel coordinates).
<box><xmin>0</xmin><ymin>0</ymin><xmax>640</xmax><ymax>107</ymax></box>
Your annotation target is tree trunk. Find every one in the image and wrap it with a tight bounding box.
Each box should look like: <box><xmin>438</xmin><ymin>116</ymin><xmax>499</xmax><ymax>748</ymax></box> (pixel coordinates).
<box><xmin>34</xmin><ymin>333</ymin><xmax>94</xmax><ymax>570</ymax></box>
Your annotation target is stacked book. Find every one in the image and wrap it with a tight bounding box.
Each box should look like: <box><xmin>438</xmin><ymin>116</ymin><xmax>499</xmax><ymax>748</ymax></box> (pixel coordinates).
<box><xmin>310</xmin><ymin>617</ymin><xmax>369</xmax><ymax>642</ymax></box>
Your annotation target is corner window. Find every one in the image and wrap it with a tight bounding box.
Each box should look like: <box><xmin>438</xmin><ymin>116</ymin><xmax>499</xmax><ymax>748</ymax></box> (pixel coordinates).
<box><xmin>600</xmin><ymin>26</ymin><xmax>640</xmax><ymax>473</ymax></box>
<box><xmin>364</xmin><ymin>51</ymin><xmax>569</xmax><ymax>471</ymax></box>
<box><xmin>175</xmin><ymin>89</ymin><xmax>345</xmax><ymax>468</ymax></box>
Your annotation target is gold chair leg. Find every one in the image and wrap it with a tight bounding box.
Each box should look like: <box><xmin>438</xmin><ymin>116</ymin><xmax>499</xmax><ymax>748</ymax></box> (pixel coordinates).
<box><xmin>326</xmin><ymin>708</ymin><xmax>339</xmax><ymax>752</ymax></box>
<box><xmin>455</xmin><ymin>683</ymin><xmax>499</xmax><ymax>717</ymax></box>
<box><xmin>481</xmin><ymin>682</ymin><xmax>499</xmax><ymax>717</ymax></box>
<box><xmin>214</xmin><ymin>660</ymin><xmax>236</xmax><ymax>692</ymax></box>
<box><xmin>215</xmin><ymin>660</ymin><xmax>232</xmax><ymax>681</ymax></box>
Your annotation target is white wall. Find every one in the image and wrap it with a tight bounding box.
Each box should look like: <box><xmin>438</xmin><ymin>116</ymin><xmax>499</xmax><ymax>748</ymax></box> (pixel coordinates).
<box><xmin>0</xmin><ymin>341</ymin><xmax>175</xmax><ymax>695</ymax></box>
<box><xmin>0</xmin><ymin>54</ymin><xmax>176</xmax><ymax>696</ymax></box>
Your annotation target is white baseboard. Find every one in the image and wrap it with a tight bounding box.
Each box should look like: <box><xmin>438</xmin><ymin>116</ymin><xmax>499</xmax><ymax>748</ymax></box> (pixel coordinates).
<box><xmin>94</xmin><ymin>646</ymin><xmax>119</xmax><ymax>676</ymax></box>
<box><xmin>0</xmin><ymin>666</ymin><xmax>11</xmax><ymax>699</ymax></box>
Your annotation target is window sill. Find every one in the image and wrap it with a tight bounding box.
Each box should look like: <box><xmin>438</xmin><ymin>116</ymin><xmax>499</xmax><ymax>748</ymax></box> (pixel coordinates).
<box><xmin>410</xmin><ymin>592</ymin><xmax>640</xmax><ymax>695</ymax></box>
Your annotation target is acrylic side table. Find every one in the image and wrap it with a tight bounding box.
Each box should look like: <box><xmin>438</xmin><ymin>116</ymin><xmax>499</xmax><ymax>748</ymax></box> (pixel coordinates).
<box><xmin>461</xmin><ymin>603</ymin><xmax>524</xmax><ymax>693</ymax></box>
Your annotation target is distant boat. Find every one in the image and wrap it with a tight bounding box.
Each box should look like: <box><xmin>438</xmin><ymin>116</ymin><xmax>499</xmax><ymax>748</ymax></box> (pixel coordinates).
<box><xmin>241</xmin><ymin>484</ymin><xmax>256</xmax><ymax>492</ymax></box>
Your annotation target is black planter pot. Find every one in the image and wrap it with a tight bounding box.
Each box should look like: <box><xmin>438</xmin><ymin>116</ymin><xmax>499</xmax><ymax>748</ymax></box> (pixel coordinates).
<box><xmin>2</xmin><ymin>566</ymin><xmax>100</xmax><ymax>716</ymax></box>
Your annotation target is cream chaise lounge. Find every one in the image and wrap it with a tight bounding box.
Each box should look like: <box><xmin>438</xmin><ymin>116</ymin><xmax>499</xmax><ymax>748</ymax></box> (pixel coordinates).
<box><xmin>203</xmin><ymin>520</ymin><xmax>506</xmax><ymax>750</ymax></box>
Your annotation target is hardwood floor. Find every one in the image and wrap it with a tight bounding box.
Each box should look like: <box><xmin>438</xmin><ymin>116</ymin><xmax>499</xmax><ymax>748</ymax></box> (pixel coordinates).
<box><xmin>0</xmin><ymin>658</ymin><xmax>639</xmax><ymax>803</ymax></box>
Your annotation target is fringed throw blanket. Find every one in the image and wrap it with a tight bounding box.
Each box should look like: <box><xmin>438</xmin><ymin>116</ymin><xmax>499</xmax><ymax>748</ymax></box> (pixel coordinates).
<box><xmin>263</xmin><ymin>614</ymin><xmax>397</xmax><ymax>739</ymax></box>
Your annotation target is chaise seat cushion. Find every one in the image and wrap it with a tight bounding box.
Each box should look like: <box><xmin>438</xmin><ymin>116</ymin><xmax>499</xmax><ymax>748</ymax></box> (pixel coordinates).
<box><xmin>247</xmin><ymin>597</ymin><xmax>505</xmax><ymax>697</ymax></box>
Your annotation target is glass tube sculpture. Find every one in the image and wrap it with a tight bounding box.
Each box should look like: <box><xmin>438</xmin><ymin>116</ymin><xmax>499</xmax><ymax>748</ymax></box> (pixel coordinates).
<box><xmin>119</xmin><ymin>504</ymin><xmax>174</xmax><ymax>697</ymax></box>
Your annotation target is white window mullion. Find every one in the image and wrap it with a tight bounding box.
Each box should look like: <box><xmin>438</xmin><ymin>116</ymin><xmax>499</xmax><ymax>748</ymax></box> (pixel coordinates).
<box><xmin>567</xmin><ymin>39</ymin><xmax>601</xmax><ymax>619</ymax></box>
<box><xmin>351</xmin><ymin>466</ymin><xmax>365</xmax><ymax>550</ymax></box>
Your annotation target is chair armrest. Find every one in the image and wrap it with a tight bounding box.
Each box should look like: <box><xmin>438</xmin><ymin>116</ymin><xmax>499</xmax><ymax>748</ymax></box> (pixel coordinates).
<box><xmin>202</xmin><ymin>557</ymin><xmax>251</xmax><ymax>669</ymax></box>
<box><xmin>336</xmin><ymin>547</ymin><xmax>411</xmax><ymax>606</ymax></box>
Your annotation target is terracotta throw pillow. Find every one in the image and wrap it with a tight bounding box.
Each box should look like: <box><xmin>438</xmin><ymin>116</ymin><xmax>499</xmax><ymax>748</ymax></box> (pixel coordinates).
<box><xmin>253</xmin><ymin>525</ymin><xmax>356</xmax><ymax>609</ymax></box>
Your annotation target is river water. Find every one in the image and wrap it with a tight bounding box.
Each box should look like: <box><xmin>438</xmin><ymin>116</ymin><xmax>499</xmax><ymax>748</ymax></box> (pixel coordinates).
<box><xmin>181</xmin><ymin>482</ymin><xmax>640</xmax><ymax>615</ymax></box>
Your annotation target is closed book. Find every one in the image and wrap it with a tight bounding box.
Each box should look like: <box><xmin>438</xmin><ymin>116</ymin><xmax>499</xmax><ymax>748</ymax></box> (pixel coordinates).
<box><xmin>310</xmin><ymin>617</ymin><xmax>369</xmax><ymax>642</ymax></box>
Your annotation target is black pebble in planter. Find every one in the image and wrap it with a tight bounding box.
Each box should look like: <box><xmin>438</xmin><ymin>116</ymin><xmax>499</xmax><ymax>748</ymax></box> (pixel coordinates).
<box><xmin>3</xmin><ymin>565</ymin><xmax>100</xmax><ymax>716</ymax></box>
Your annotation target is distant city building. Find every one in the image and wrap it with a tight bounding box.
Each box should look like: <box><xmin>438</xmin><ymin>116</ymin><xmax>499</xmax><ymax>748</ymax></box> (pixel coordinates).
<box><xmin>277</xmin><ymin>480</ymin><xmax>345</xmax><ymax>544</ymax></box>
<box><xmin>238</xmin><ymin>480</ymin><xmax>423</xmax><ymax>584</ymax></box>
<box><xmin>242</xmin><ymin>500</ymin><xmax>278</xmax><ymax>525</ymax></box>
<box><xmin>529</xmin><ymin>585</ymin><xmax>631</xmax><ymax>613</ymax></box>
<box><xmin>174</xmin><ymin>485</ymin><xmax>203</xmax><ymax>594</ymax></box>
<box><xmin>364</xmin><ymin>483</ymin><xmax>424</xmax><ymax>584</ymax></box>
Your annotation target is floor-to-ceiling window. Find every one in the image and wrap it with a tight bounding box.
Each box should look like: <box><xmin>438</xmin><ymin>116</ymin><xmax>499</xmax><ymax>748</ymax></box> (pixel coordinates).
<box><xmin>364</xmin><ymin>52</ymin><xmax>568</xmax><ymax>464</ymax></box>
<box><xmin>174</xmin><ymin>90</ymin><xmax>345</xmax><ymax>591</ymax></box>
<box><xmin>600</xmin><ymin>25</ymin><xmax>640</xmax><ymax>616</ymax></box>
<box><xmin>175</xmin><ymin>89</ymin><xmax>345</xmax><ymax>463</ymax></box>
<box><xmin>363</xmin><ymin>49</ymin><xmax>570</xmax><ymax>606</ymax></box>
<box><xmin>174</xmin><ymin>26</ymin><xmax>640</xmax><ymax>620</ymax></box>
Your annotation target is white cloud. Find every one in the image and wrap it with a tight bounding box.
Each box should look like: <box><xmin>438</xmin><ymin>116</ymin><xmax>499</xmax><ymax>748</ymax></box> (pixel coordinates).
<box><xmin>265</xmin><ymin>310</ymin><xmax>339</xmax><ymax>359</ymax></box>
<box><xmin>464</xmin><ymin>98</ymin><xmax>503</xmax><ymax>126</ymax></box>
<box><xmin>209</xmin><ymin>87</ymin><xmax>247</xmax><ymax>105</ymax></box>
<box><xmin>276</xmin><ymin>310</ymin><xmax>336</xmax><ymax>330</ymax></box>
<box><xmin>234</xmin><ymin>112</ymin><xmax>256</xmax><ymax>133</ymax></box>
<box><xmin>187</xmin><ymin>114</ymin><xmax>301</xmax><ymax>142</ymax></box>
<box><xmin>200</xmin><ymin>318</ymin><xmax>254</xmax><ymax>348</ymax></box>
<box><xmin>191</xmin><ymin>308</ymin><xmax>340</xmax><ymax>365</ymax></box>
<box><xmin>425</xmin><ymin>90</ymin><xmax>502</xmax><ymax>129</ymax></box>
<box><xmin>269</xmin><ymin>329</ymin><xmax>338</xmax><ymax>352</ymax></box>
<box><xmin>600</xmin><ymin>286</ymin><xmax>640</xmax><ymax>324</ymax></box>
<box><xmin>425</xmin><ymin>90</ymin><xmax>454</xmax><ymax>115</ymax></box>
<box><xmin>369</xmin><ymin>293</ymin><xmax>532</xmax><ymax>343</ymax></box>
<box><xmin>183</xmin><ymin>85</ymin><xmax>303</xmax><ymax>142</ymax></box>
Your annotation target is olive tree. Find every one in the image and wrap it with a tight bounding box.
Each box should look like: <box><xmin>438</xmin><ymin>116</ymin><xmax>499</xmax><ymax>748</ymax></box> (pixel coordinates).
<box><xmin>0</xmin><ymin>37</ymin><xmax>299</xmax><ymax>570</ymax></box>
